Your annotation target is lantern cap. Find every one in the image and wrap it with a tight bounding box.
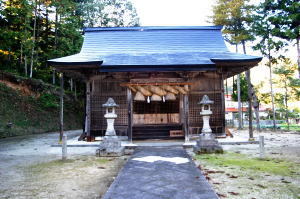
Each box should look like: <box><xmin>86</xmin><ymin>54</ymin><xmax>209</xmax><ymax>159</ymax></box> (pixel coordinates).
<box><xmin>102</xmin><ymin>97</ymin><xmax>119</xmax><ymax>107</ymax></box>
<box><xmin>198</xmin><ymin>95</ymin><xmax>214</xmax><ymax>105</ymax></box>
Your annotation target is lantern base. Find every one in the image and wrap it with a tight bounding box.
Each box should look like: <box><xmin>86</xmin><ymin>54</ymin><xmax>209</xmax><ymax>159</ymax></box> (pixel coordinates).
<box><xmin>193</xmin><ymin>133</ymin><xmax>223</xmax><ymax>154</ymax></box>
<box><xmin>96</xmin><ymin>136</ymin><xmax>125</xmax><ymax>157</ymax></box>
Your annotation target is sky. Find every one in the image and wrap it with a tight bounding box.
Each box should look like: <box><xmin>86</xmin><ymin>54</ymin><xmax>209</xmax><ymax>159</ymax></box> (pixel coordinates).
<box><xmin>131</xmin><ymin>0</ymin><xmax>216</xmax><ymax>26</ymax></box>
<box><xmin>130</xmin><ymin>0</ymin><xmax>299</xmax><ymax>104</ymax></box>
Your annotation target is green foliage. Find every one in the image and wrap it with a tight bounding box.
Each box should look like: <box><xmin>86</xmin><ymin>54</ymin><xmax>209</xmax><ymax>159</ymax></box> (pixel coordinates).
<box><xmin>77</xmin><ymin>0</ymin><xmax>140</xmax><ymax>27</ymax></box>
<box><xmin>38</xmin><ymin>93</ymin><xmax>59</xmax><ymax>109</ymax></box>
<box><xmin>264</xmin><ymin>0</ymin><xmax>300</xmax><ymax>41</ymax></box>
<box><xmin>0</xmin><ymin>0</ymin><xmax>139</xmax><ymax>82</ymax></box>
<box><xmin>0</xmin><ymin>82</ymin><xmax>83</xmax><ymax>138</ymax></box>
<box><xmin>250</xmin><ymin>1</ymin><xmax>287</xmax><ymax>60</ymax></box>
<box><xmin>211</xmin><ymin>0</ymin><xmax>254</xmax><ymax>46</ymax></box>
<box><xmin>274</xmin><ymin>59</ymin><xmax>299</xmax><ymax>103</ymax></box>
<box><xmin>232</xmin><ymin>74</ymin><xmax>248</xmax><ymax>102</ymax></box>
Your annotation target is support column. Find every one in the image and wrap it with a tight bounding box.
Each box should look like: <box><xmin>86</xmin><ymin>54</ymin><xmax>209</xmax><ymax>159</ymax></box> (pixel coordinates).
<box><xmin>59</xmin><ymin>73</ymin><xmax>64</xmax><ymax>142</ymax></box>
<box><xmin>237</xmin><ymin>74</ymin><xmax>243</xmax><ymax>129</ymax></box>
<box><xmin>86</xmin><ymin>80</ymin><xmax>91</xmax><ymax>141</ymax></box>
<box><xmin>127</xmin><ymin>88</ymin><xmax>133</xmax><ymax>142</ymax></box>
<box><xmin>183</xmin><ymin>94</ymin><xmax>189</xmax><ymax>142</ymax></box>
<box><xmin>221</xmin><ymin>71</ymin><xmax>226</xmax><ymax>135</ymax></box>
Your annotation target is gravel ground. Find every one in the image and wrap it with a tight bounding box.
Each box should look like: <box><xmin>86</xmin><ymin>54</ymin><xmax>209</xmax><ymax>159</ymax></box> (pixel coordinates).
<box><xmin>1</xmin><ymin>129</ymin><xmax>299</xmax><ymax>199</ymax></box>
<box><xmin>193</xmin><ymin>129</ymin><xmax>300</xmax><ymax>199</ymax></box>
<box><xmin>0</xmin><ymin>130</ymin><xmax>126</xmax><ymax>199</ymax></box>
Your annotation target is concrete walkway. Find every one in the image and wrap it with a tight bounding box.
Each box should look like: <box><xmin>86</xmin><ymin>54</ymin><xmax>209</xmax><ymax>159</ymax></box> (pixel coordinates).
<box><xmin>103</xmin><ymin>147</ymin><xmax>219</xmax><ymax>199</ymax></box>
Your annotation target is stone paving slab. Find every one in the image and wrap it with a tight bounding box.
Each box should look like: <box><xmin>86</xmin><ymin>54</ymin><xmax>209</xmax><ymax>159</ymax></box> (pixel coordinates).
<box><xmin>103</xmin><ymin>146</ymin><xmax>219</xmax><ymax>199</ymax></box>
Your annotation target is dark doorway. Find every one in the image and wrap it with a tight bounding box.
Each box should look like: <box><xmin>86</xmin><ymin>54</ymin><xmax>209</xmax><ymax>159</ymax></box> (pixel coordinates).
<box><xmin>132</xmin><ymin>99</ymin><xmax>183</xmax><ymax>139</ymax></box>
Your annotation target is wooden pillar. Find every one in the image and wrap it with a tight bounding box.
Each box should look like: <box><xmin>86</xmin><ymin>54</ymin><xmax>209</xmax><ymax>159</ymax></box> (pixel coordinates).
<box><xmin>221</xmin><ymin>70</ymin><xmax>226</xmax><ymax>135</ymax></box>
<box><xmin>59</xmin><ymin>73</ymin><xmax>64</xmax><ymax>142</ymax></box>
<box><xmin>127</xmin><ymin>88</ymin><xmax>133</xmax><ymax>142</ymax></box>
<box><xmin>183</xmin><ymin>94</ymin><xmax>189</xmax><ymax>142</ymax></box>
<box><xmin>86</xmin><ymin>81</ymin><xmax>91</xmax><ymax>140</ymax></box>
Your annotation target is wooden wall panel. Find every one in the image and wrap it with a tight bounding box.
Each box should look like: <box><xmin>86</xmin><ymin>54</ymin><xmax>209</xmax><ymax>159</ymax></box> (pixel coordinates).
<box><xmin>189</xmin><ymin>72</ymin><xmax>225</xmax><ymax>135</ymax></box>
<box><xmin>91</xmin><ymin>78</ymin><xmax>128</xmax><ymax>135</ymax></box>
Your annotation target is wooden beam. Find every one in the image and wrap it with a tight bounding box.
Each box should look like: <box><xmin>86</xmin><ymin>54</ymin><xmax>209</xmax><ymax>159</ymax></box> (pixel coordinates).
<box><xmin>59</xmin><ymin>73</ymin><xmax>64</xmax><ymax>142</ymax></box>
<box><xmin>127</xmin><ymin>88</ymin><xmax>133</xmax><ymax>142</ymax></box>
<box><xmin>120</xmin><ymin>82</ymin><xmax>192</xmax><ymax>87</ymax></box>
<box><xmin>190</xmin><ymin>90</ymin><xmax>223</xmax><ymax>94</ymax></box>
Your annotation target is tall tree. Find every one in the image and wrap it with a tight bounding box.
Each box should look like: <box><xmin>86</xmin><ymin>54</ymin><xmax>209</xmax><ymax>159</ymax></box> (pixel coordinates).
<box><xmin>274</xmin><ymin>58</ymin><xmax>300</xmax><ymax>130</ymax></box>
<box><xmin>263</xmin><ymin>0</ymin><xmax>300</xmax><ymax>78</ymax></box>
<box><xmin>0</xmin><ymin>0</ymin><xmax>140</xmax><ymax>82</ymax></box>
<box><xmin>251</xmin><ymin>1</ymin><xmax>286</xmax><ymax>130</ymax></box>
<box><xmin>211</xmin><ymin>0</ymin><xmax>259</xmax><ymax>136</ymax></box>
<box><xmin>77</xmin><ymin>0</ymin><xmax>139</xmax><ymax>27</ymax></box>
<box><xmin>232</xmin><ymin>74</ymin><xmax>248</xmax><ymax>123</ymax></box>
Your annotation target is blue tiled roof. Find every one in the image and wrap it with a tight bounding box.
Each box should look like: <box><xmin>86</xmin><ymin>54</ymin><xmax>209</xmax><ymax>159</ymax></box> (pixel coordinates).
<box><xmin>48</xmin><ymin>26</ymin><xmax>262</xmax><ymax>72</ymax></box>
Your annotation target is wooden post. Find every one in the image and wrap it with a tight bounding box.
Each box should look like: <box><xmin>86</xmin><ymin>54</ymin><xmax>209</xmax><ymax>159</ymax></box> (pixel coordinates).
<box><xmin>74</xmin><ymin>81</ymin><xmax>77</xmax><ymax>101</ymax></box>
<box><xmin>221</xmin><ymin>70</ymin><xmax>226</xmax><ymax>135</ymax></box>
<box><xmin>237</xmin><ymin>74</ymin><xmax>243</xmax><ymax>129</ymax></box>
<box><xmin>259</xmin><ymin>135</ymin><xmax>265</xmax><ymax>159</ymax></box>
<box><xmin>183</xmin><ymin>94</ymin><xmax>189</xmax><ymax>142</ymax></box>
<box><xmin>86</xmin><ymin>81</ymin><xmax>91</xmax><ymax>140</ymax></box>
<box><xmin>127</xmin><ymin>88</ymin><xmax>133</xmax><ymax>142</ymax></box>
<box><xmin>59</xmin><ymin>73</ymin><xmax>64</xmax><ymax>142</ymax></box>
<box><xmin>246</xmin><ymin>70</ymin><xmax>253</xmax><ymax>139</ymax></box>
<box><xmin>62</xmin><ymin>134</ymin><xmax>67</xmax><ymax>161</ymax></box>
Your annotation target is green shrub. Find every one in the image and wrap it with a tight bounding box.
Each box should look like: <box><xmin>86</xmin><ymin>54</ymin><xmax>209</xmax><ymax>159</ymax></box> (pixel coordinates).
<box><xmin>38</xmin><ymin>93</ymin><xmax>59</xmax><ymax>109</ymax></box>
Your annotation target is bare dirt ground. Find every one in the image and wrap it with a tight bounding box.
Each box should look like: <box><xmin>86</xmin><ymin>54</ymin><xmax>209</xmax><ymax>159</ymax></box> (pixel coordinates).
<box><xmin>0</xmin><ymin>130</ymin><xmax>127</xmax><ymax>199</ymax></box>
<box><xmin>193</xmin><ymin>129</ymin><xmax>300</xmax><ymax>199</ymax></box>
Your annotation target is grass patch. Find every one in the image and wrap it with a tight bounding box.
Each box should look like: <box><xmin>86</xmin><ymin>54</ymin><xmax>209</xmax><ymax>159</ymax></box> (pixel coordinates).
<box><xmin>195</xmin><ymin>152</ymin><xmax>299</xmax><ymax>176</ymax></box>
<box><xmin>279</xmin><ymin>124</ymin><xmax>300</xmax><ymax>131</ymax></box>
<box><xmin>29</xmin><ymin>159</ymin><xmax>76</xmax><ymax>172</ymax></box>
<box><xmin>28</xmin><ymin>157</ymin><xmax>110</xmax><ymax>173</ymax></box>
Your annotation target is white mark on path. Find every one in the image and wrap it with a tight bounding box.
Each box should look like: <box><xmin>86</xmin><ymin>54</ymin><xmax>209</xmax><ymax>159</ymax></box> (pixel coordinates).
<box><xmin>132</xmin><ymin>156</ymin><xmax>190</xmax><ymax>164</ymax></box>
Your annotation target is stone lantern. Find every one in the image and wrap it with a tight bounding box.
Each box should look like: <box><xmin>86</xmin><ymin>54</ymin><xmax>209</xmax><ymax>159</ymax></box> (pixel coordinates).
<box><xmin>194</xmin><ymin>95</ymin><xmax>223</xmax><ymax>154</ymax></box>
<box><xmin>103</xmin><ymin>97</ymin><xmax>119</xmax><ymax>137</ymax></box>
<box><xmin>97</xmin><ymin>98</ymin><xmax>125</xmax><ymax>157</ymax></box>
<box><xmin>199</xmin><ymin>95</ymin><xmax>214</xmax><ymax>134</ymax></box>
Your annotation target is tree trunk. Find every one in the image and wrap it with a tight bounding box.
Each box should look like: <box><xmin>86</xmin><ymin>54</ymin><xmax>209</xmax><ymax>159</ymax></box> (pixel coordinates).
<box><xmin>245</xmin><ymin>38</ymin><xmax>260</xmax><ymax>131</ymax></box>
<box><xmin>236</xmin><ymin>44</ymin><xmax>242</xmax><ymax>129</ymax></box>
<box><xmin>253</xmin><ymin>94</ymin><xmax>261</xmax><ymax>131</ymax></box>
<box><xmin>297</xmin><ymin>36</ymin><xmax>300</xmax><ymax>79</ymax></box>
<box><xmin>30</xmin><ymin>0</ymin><xmax>37</xmax><ymax>78</ymax></box>
<box><xmin>242</xmin><ymin>41</ymin><xmax>253</xmax><ymax>138</ymax></box>
<box><xmin>55</xmin><ymin>7</ymin><xmax>58</xmax><ymax>50</ymax></box>
<box><xmin>284</xmin><ymin>81</ymin><xmax>289</xmax><ymax>130</ymax></box>
<box><xmin>269</xmin><ymin>61</ymin><xmax>276</xmax><ymax>131</ymax></box>
<box><xmin>24</xmin><ymin>55</ymin><xmax>27</xmax><ymax>77</ymax></box>
<box><xmin>52</xmin><ymin>69</ymin><xmax>56</xmax><ymax>84</ymax></box>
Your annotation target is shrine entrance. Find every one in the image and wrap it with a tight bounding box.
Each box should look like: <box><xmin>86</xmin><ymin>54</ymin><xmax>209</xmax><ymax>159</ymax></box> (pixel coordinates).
<box><xmin>132</xmin><ymin>98</ymin><xmax>183</xmax><ymax>139</ymax></box>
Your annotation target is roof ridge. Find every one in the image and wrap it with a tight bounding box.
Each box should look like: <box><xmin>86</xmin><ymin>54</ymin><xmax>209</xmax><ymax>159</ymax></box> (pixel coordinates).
<box><xmin>84</xmin><ymin>26</ymin><xmax>223</xmax><ymax>32</ymax></box>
